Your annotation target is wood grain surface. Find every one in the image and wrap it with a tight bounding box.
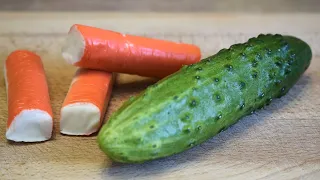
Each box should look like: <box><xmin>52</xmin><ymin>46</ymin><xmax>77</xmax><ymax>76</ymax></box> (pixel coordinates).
<box><xmin>0</xmin><ymin>13</ymin><xmax>319</xmax><ymax>180</ymax></box>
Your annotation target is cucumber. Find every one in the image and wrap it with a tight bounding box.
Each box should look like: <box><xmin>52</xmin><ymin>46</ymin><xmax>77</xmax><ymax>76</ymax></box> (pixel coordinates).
<box><xmin>97</xmin><ymin>34</ymin><xmax>312</xmax><ymax>163</ymax></box>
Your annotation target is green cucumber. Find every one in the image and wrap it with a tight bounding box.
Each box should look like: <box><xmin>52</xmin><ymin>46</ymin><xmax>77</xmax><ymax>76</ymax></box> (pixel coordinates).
<box><xmin>97</xmin><ymin>34</ymin><xmax>312</xmax><ymax>163</ymax></box>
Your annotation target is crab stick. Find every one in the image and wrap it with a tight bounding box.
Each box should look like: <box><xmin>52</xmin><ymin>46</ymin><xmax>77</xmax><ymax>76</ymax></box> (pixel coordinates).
<box><xmin>4</xmin><ymin>50</ymin><xmax>53</xmax><ymax>142</ymax></box>
<box><xmin>60</xmin><ymin>68</ymin><xmax>114</xmax><ymax>135</ymax></box>
<box><xmin>61</xmin><ymin>24</ymin><xmax>201</xmax><ymax>78</ymax></box>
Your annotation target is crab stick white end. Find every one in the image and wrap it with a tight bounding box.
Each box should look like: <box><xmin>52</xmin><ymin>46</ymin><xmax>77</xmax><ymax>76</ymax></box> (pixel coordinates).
<box><xmin>6</xmin><ymin>110</ymin><xmax>53</xmax><ymax>142</ymax></box>
<box><xmin>61</xmin><ymin>25</ymin><xmax>85</xmax><ymax>65</ymax></box>
<box><xmin>5</xmin><ymin>50</ymin><xmax>53</xmax><ymax>142</ymax></box>
<box><xmin>60</xmin><ymin>69</ymin><xmax>113</xmax><ymax>136</ymax></box>
<box><xmin>60</xmin><ymin>103</ymin><xmax>100</xmax><ymax>135</ymax></box>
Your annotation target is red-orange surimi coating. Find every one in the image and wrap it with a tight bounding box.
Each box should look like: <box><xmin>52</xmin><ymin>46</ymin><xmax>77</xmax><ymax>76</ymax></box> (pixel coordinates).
<box><xmin>71</xmin><ymin>24</ymin><xmax>201</xmax><ymax>78</ymax></box>
<box><xmin>62</xmin><ymin>69</ymin><xmax>114</xmax><ymax>122</ymax></box>
<box><xmin>5</xmin><ymin>50</ymin><xmax>53</xmax><ymax>128</ymax></box>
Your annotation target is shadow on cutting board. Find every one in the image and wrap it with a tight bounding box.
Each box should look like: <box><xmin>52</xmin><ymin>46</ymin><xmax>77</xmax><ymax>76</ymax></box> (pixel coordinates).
<box><xmin>102</xmin><ymin>73</ymin><xmax>159</xmax><ymax>123</ymax></box>
<box><xmin>101</xmin><ymin>74</ymin><xmax>311</xmax><ymax>179</ymax></box>
<box><xmin>113</xmin><ymin>73</ymin><xmax>159</xmax><ymax>93</ymax></box>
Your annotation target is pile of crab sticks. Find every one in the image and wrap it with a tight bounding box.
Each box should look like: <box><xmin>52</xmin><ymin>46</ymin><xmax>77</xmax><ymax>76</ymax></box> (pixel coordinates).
<box><xmin>4</xmin><ymin>24</ymin><xmax>201</xmax><ymax>142</ymax></box>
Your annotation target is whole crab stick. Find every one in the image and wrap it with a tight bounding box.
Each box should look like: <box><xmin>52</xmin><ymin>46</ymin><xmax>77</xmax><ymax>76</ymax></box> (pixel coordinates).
<box><xmin>4</xmin><ymin>50</ymin><xmax>53</xmax><ymax>142</ymax></box>
<box><xmin>60</xmin><ymin>68</ymin><xmax>114</xmax><ymax>135</ymax></box>
<box><xmin>61</xmin><ymin>24</ymin><xmax>201</xmax><ymax>78</ymax></box>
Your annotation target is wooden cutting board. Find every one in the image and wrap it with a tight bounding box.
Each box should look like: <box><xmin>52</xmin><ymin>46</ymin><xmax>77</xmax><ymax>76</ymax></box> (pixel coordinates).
<box><xmin>0</xmin><ymin>13</ymin><xmax>319</xmax><ymax>180</ymax></box>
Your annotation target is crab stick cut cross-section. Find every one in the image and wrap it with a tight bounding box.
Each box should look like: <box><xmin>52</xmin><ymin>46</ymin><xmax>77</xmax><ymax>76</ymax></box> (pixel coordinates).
<box><xmin>60</xmin><ymin>69</ymin><xmax>114</xmax><ymax>135</ymax></box>
<box><xmin>61</xmin><ymin>24</ymin><xmax>201</xmax><ymax>78</ymax></box>
<box><xmin>4</xmin><ymin>50</ymin><xmax>53</xmax><ymax>142</ymax></box>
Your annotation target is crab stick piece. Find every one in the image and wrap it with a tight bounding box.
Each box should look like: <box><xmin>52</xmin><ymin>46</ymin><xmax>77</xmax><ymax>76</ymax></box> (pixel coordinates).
<box><xmin>61</xmin><ymin>24</ymin><xmax>201</xmax><ymax>78</ymax></box>
<box><xmin>60</xmin><ymin>69</ymin><xmax>114</xmax><ymax>135</ymax></box>
<box><xmin>4</xmin><ymin>50</ymin><xmax>53</xmax><ymax>142</ymax></box>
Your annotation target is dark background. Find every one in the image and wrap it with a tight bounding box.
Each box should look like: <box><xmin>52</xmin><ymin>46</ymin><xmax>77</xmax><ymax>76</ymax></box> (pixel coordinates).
<box><xmin>1</xmin><ymin>0</ymin><xmax>319</xmax><ymax>12</ymax></box>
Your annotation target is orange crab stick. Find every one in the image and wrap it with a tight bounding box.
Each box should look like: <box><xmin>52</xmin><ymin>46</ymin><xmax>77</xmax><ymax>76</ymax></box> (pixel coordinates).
<box><xmin>60</xmin><ymin>68</ymin><xmax>114</xmax><ymax>135</ymax></box>
<box><xmin>4</xmin><ymin>50</ymin><xmax>53</xmax><ymax>142</ymax></box>
<box><xmin>61</xmin><ymin>24</ymin><xmax>201</xmax><ymax>78</ymax></box>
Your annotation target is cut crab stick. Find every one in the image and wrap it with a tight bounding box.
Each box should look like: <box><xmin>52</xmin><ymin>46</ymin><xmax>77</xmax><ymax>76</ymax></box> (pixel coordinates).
<box><xmin>4</xmin><ymin>50</ymin><xmax>53</xmax><ymax>142</ymax></box>
<box><xmin>61</xmin><ymin>24</ymin><xmax>201</xmax><ymax>78</ymax></box>
<box><xmin>60</xmin><ymin>68</ymin><xmax>114</xmax><ymax>135</ymax></box>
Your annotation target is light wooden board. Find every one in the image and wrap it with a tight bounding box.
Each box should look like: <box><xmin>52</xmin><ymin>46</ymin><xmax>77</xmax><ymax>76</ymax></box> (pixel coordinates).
<box><xmin>0</xmin><ymin>13</ymin><xmax>319</xmax><ymax>180</ymax></box>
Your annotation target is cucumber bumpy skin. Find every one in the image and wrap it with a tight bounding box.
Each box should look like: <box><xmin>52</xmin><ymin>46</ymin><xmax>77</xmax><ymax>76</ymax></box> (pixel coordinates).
<box><xmin>97</xmin><ymin>34</ymin><xmax>312</xmax><ymax>163</ymax></box>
